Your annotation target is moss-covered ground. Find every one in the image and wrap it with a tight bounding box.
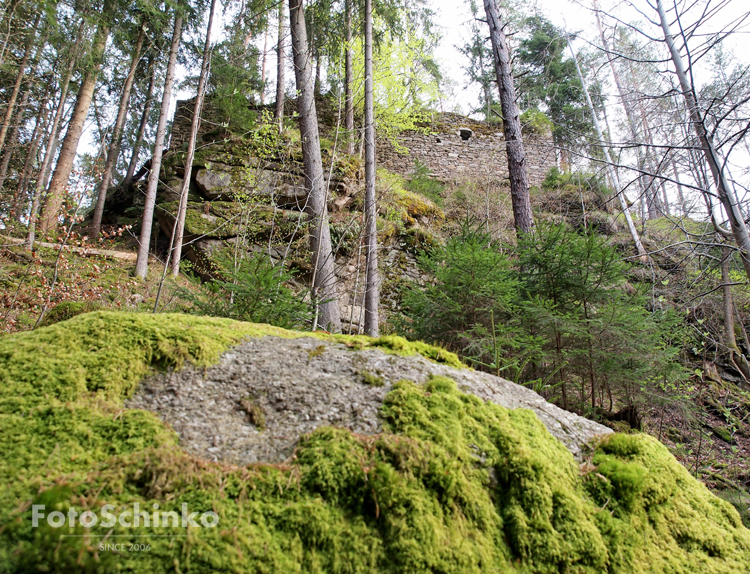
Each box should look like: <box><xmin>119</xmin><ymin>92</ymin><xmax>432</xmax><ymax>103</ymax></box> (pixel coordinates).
<box><xmin>0</xmin><ymin>311</ymin><xmax>748</xmax><ymax>572</ymax></box>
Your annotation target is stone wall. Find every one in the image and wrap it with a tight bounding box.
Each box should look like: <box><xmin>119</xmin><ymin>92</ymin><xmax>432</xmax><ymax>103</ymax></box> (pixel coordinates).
<box><xmin>169</xmin><ymin>101</ymin><xmax>556</xmax><ymax>189</ymax></box>
<box><xmin>168</xmin><ymin>98</ymin><xmax>225</xmax><ymax>151</ymax></box>
<box><xmin>377</xmin><ymin>113</ymin><xmax>556</xmax><ymax>189</ymax></box>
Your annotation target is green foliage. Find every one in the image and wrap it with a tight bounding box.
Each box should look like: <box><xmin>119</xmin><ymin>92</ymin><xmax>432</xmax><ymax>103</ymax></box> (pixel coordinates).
<box><xmin>405</xmin><ymin>160</ymin><xmax>445</xmax><ymax>206</ymax></box>
<box><xmin>350</xmin><ymin>32</ymin><xmax>443</xmax><ymax>145</ymax></box>
<box><xmin>517</xmin><ymin>222</ymin><xmax>689</xmax><ymax>411</ymax></box>
<box><xmin>206</xmin><ymin>37</ymin><xmax>262</xmax><ymax>135</ymax></box>
<box><xmin>2</xmin><ymin>313</ymin><xmax>748</xmax><ymax>573</ymax></box>
<box><xmin>396</xmin><ymin>220</ymin><xmax>688</xmax><ymax>413</ymax></box>
<box><xmin>542</xmin><ymin>166</ymin><xmax>609</xmax><ymax>197</ymax></box>
<box><xmin>376</xmin><ymin>168</ymin><xmax>445</xmax><ymax>230</ymax></box>
<box><xmin>397</xmin><ymin>220</ymin><xmax>520</xmax><ymax>369</ymax></box>
<box><xmin>520</xmin><ymin>108</ymin><xmax>553</xmax><ymax>134</ymax></box>
<box><xmin>516</xmin><ymin>16</ymin><xmax>595</xmax><ymax>154</ymax></box>
<box><xmin>360</xmin><ymin>370</ymin><xmax>386</xmax><ymax>387</ymax></box>
<box><xmin>179</xmin><ymin>251</ymin><xmax>313</xmax><ymax>330</ymax></box>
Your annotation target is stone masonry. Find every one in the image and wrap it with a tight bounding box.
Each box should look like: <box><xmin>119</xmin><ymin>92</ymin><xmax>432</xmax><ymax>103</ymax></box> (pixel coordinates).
<box><xmin>377</xmin><ymin>113</ymin><xmax>556</xmax><ymax>189</ymax></box>
<box><xmin>169</xmin><ymin>99</ymin><xmax>556</xmax><ymax>189</ymax></box>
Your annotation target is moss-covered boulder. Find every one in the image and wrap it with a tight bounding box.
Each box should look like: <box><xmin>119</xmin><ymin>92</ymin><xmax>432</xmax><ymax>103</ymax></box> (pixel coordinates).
<box><xmin>1</xmin><ymin>311</ymin><xmax>749</xmax><ymax>573</ymax></box>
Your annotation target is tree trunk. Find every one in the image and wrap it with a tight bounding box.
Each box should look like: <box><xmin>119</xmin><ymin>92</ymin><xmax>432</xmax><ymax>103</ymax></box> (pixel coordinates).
<box><xmin>721</xmin><ymin>246</ymin><xmax>750</xmax><ymax>378</ymax></box>
<box><xmin>274</xmin><ymin>1</ymin><xmax>286</xmax><ymax>132</ymax></box>
<box><xmin>722</xmin><ymin>246</ymin><xmax>738</xmax><ymax>351</ymax></box>
<box><xmin>0</xmin><ymin>87</ymin><xmax>30</xmax><ymax>200</ymax></box>
<box><xmin>171</xmin><ymin>0</ymin><xmax>216</xmax><ymax>277</ymax></box>
<box><xmin>91</xmin><ymin>25</ymin><xmax>146</xmax><ymax>236</ymax></box>
<box><xmin>0</xmin><ymin>15</ymin><xmax>35</xmax><ymax>158</ymax></box>
<box><xmin>314</xmin><ymin>52</ymin><xmax>322</xmax><ymax>96</ymax></box>
<box><xmin>595</xmin><ymin>4</ymin><xmax>653</xmax><ymax>222</ymax></box>
<box><xmin>26</xmin><ymin>20</ymin><xmax>83</xmax><ymax>250</ymax></box>
<box><xmin>15</xmin><ymin>88</ymin><xmax>50</xmax><ymax>218</ymax></box>
<box><xmin>0</xmin><ymin>0</ymin><xmax>21</xmax><ymax>68</ymax></box>
<box><xmin>344</xmin><ymin>0</ymin><xmax>354</xmax><ymax>155</ymax></box>
<box><xmin>656</xmin><ymin>0</ymin><xmax>750</xmax><ymax>283</ymax></box>
<box><xmin>134</xmin><ymin>14</ymin><xmax>183</xmax><ymax>279</ymax></box>
<box><xmin>0</xmin><ymin>25</ymin><xmax>47</xmax><ymax>197</ymax></box>
<box><xmin>672</xmin><ymin>156</ymin><xmax>686</xmax><ymax>214</ymax></box>
<box><xmin>289</xmin><ymin>0</ymin><xmax>341</xmax><ymax>333</ymax></box>
<box><xmin>123</xmin><ymin>55</ymin><xmax>156</xmax><ymax>188</ymax></box>
<box><xmin>483</xmin><ymin>0</ymin><xmax>533</xmax><ymax>235</ymax></box>
<box><xmin>260</xmin><ymin>27</ymin><xmax>268</xmax><ymax>104</ymax></box>
<box><xmin>566</xmin><ymin>34</ymin><xmax>647</xmax><ymax>258</ymax></box>
<box><xmin>363</xmin><ymin>0</ymin><xmax>379</xmax><ymax>337</ymax></box>
<box><xmin>39</xmin><ymin>0</ymin><xmax>116</xmax><ymax>234</ymax></box>
<box><xmin>637</xmin><ymin>101</ymin><xmax>664</xmax><ymax>218</ymax></box>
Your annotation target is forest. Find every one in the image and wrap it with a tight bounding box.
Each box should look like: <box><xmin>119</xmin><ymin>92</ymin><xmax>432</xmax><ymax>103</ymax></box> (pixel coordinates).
<box><xmin>1</xmin><ymin>0</ymin><xmax>750</xmax><ymax>571</ymax></box>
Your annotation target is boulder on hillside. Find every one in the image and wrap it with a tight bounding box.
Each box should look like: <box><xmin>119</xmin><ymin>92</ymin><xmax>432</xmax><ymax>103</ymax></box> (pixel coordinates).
<box><xmin>2</xmin><ymin>311</ymin><xmax>749</xmax><ymax>573</ymax></box>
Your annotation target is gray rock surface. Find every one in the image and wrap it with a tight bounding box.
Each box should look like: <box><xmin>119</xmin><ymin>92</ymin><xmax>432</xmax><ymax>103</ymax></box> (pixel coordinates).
<box><xmin>127</xmin><ymin>336</ymin><xmax>611</xmax><ymax>465</ymax></box>
<box><xmin>195</xmin><ymin>168</ymin><xmax>232</xmax><ymax>199</ymax></box>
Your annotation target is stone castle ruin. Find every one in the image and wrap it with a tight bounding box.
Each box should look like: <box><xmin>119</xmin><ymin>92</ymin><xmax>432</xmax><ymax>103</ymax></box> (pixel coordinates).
<box><xmin>376</xmin><ymin>113</ymin><xmax>555</xmax><ymax>188</ymax></box>
<box><xmin>168</xmin><ymin>98</ymin><xmax>556</xmax><ymax>188</ymax></box>
<box><xmin>106</xmin><ymin>97</ymin><xmax>556</xmax><ymax>332</ymax></box>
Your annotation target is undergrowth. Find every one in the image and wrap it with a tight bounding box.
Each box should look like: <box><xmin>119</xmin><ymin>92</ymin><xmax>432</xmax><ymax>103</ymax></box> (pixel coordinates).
<box><xmin>0</xmin><ymin>312</ymin><xmax>748</xmax><ymax>572</ymax></box>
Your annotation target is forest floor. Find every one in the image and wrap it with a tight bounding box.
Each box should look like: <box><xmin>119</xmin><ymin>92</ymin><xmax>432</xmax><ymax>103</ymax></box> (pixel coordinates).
<box><xmin>0</xmin><ymin>231</ymin><xmax>193</xmax><ymax>331</ymax></box>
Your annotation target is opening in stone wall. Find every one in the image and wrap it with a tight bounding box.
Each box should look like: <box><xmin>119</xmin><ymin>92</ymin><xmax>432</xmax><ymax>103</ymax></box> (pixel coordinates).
<box><xmin>459</xmin><ymin>128</ymin><xmax>473</xmax><ymax>141</ymax></box>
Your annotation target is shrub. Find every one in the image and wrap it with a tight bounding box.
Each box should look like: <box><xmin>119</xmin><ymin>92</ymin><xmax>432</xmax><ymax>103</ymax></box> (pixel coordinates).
<box><xmin>396</xmin><ymin>219</ymin><xmax>524</xmax><ymax>371</ymax></box>
<box><xmin>405</xmin><ymin>160</ymin><xmax>445</xmax><ymax>206</ymax></box>
<box><xmin>542</xmin><ymin>166</ymin><xmax>610</xmax><ymax>197</ymax></box>
<box><xmin>179</xmin><ymin>251</ymin><xmax>312</xmax><ymax>329</ymax></box>
<box><xmin>396</xmin><ymin>220</ymin><xmax>688</xmax><ymax>418</ymax></box>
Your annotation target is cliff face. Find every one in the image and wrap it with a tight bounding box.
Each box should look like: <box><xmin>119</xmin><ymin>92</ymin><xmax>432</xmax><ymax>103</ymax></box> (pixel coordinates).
<box><xmin>1</xmin><ymin>311</ymin><xmax>748</xmax><ymax>573</ymax></box>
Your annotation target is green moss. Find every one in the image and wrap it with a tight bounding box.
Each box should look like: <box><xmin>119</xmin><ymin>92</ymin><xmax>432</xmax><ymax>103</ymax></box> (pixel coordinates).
<box><xmin>307</xmin><ymin>344</ymin><xmax>326</xmax><ymax>362</ymax></box>
<box><xmin>360</xmin><ymin>370</ymin><xmax>386</xmax><ymax>387</ymax></box>
<box><xmin>160</xmin><ymin>201</ymin><xmax>245</xmax><ymax>238</ymax></box>
<box><xmin>1</xmin><ymin>315</ymin><xmax>749</xmax><ymax>573</ymax></box>
<box><xmin>36</xmin><ymin>301</ymin><xmax>104</xmax><ymax>328</ymax></box>
<box><xmin>377</xmin><ymin>168</ymin><xmax>445</xmax><ymax>229</ymax></box>
<box><xmin>712</xmin><ymin>425</ymin><xmax>734</xmax><ymax>443</ymax></box>
<box><xmin>0</xmin><ymin>312</ymin><xmax>282</xmax><ymax>409</ymax></box>
<box><xmin>239</xmin><ymin>397</ymin><xmax>266</xmax><ymax>430</ymax></box>
<box><xmin>330</xmin><ymin>333</ymin><xmax>464</xmax><ymax>369</ymax></box>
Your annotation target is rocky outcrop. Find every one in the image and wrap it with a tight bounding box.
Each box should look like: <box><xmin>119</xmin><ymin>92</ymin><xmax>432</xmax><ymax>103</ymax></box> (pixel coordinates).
<box><xmin>127</xmin><ymin>335</ymin><xmax>611</xmax><ymax>465</ymax></box>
